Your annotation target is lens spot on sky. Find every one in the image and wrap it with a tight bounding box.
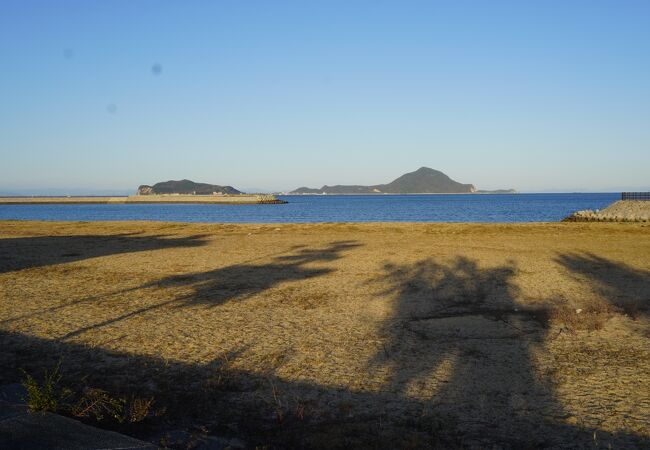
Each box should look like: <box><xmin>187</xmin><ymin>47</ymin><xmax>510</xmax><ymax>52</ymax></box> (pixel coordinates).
<box><xmin>151</xmin><ymin>63</ymin><xmax>163</xmax><ymax>75</ymax></box>
<box><xmin>106</xmin><ymin>104</ymin><xmax>117</xmax><ymax>114</ymax></box>
<box><xmin>63</xmin><ymin>48</ymin><xmax>74</xmax><ymax>59</ymax></box>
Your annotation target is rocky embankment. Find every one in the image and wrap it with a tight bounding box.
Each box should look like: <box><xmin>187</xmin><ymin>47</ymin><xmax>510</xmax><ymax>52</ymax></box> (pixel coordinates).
<box><xmin>564</xmin><ymin>200</ymin><xmax>650</xmax><ymax>222</ymax></box>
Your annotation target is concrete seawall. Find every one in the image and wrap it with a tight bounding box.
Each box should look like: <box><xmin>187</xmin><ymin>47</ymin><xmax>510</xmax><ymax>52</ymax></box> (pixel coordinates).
<box><xmin>0</xmin><ymin>195</ymin><xmax>287</xmax><ymax>205</ymax></box>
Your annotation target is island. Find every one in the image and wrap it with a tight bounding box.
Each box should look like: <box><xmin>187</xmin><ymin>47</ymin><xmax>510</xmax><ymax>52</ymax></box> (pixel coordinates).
<box><xmin>137</xmin><ymin>179</ymin><xmax>242</xmax><ymax>195</ymax></box>
<box><xmin>290</xmin><ymin>167</ymin><xmax>515</xmax><ymax>194</ymax></box>
<box><xmin>0</xmin><ymin>180</ymin><xmax>286</xmax><ymax>204</ymax></box>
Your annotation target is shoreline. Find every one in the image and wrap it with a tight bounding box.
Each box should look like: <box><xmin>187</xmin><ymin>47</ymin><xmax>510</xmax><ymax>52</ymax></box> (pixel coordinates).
<box><xmin>1</xmin><ymin>218</ymin><xmax>647</xmax><ymax>230</ymax></box>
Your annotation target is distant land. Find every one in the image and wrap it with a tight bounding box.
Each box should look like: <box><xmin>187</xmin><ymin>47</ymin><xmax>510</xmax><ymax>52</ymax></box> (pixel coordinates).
<box><xmin>476</xmin><ymin>189</ymin><xmax>518</xmax><ymax>194</ymax></box>
<box><xmin>138</xmin><ymin>180</ymin><xmax>241</xmax><ymax>195</ymax></box>
<box><xmin>291</xmin><ymin>167</ymin><xmax>515</xmax><ymax>194</ymax></box>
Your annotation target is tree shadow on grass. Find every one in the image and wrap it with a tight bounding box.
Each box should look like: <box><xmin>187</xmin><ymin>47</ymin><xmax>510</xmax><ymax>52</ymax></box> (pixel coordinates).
<box><xmin>1</xmin><ymin>252</ymin><xmax>648</xmax><ymax>448</ymax></box>
<box><xmin>368</xmin><ymin>256</ymin><xmax>649</xmax><ymax>448</ymax></box>
<box><xmin>556</xmin><ymin>252</ymin><xmax>650</xmax><ymax>320</ymax></box>
<box><xmin>150</xmin><ymin>240</ymin><xmax>362</xmax><ymax>308</ymax></box>
<box><xmin>57</xmin><ymin>241</ymin><xmax>362</xmax><ymax>340</ymax></box>
<box><xmin>0</xmin><ymin>232</ymin><xmax>210</xmax><ymax>330</ymax></box>
<box><xmin>0</xmin><ymin>233</ymin><xmax>209</xmax><ymax>274</ymax></box>
<box><xmin>0</xmin><ymin>329</ymin><xmax>455</xmax><ymax>449</ymax></box>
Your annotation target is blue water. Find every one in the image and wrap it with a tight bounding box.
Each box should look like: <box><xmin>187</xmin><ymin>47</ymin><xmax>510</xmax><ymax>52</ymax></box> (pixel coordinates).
<box><xmin>0</xmin><ymin>194</ymin><xmax>619</xmax><ymax>223</ymax></box>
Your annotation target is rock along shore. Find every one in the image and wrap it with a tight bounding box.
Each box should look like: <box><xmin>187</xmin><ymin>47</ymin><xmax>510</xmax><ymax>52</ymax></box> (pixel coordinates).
<box><xmin>564</xmin><ymin>200</ymin><xmax>650</xmax><ymax>222</ymax></box>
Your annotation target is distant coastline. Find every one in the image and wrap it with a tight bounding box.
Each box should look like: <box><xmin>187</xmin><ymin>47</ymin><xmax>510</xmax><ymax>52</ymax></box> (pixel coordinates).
<box><xmin>284</xmin><ymin>191</ymin><xmax>517</xmax><ymax>195</ymax></box>
<box><xmin>290</xmin><ymin>167</ymin><xmax>515</xmax><ymax>195</ymax></box>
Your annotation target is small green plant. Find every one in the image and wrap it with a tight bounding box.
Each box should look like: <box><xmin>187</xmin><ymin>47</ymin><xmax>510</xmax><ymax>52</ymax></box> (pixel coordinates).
<box><xmin>71</xmin><ymin>388</ymin><xmax>126</xmax><ymax>422</ymax></box>
<box><xmin>123</xmin><ymin>396</ymin><xmax>157</xmax><ymax>423</ymax></box>
<box><xmin>21</xmin><ymin>362</ymin><xmax>64</xmax><ymax>413</ymax></box>
<box><xmin>20</xmin><ymin>361</ymin><xmax>158</xmax><ymax>425</ymax></box>
<box><xmin>269</xmin><ymin>380</ymin><xmax>285</xmax><ymax>424</ymax></box>
<box><xmin>71</xmin><ymin>388</ymin><xmax>156</xmax><ymax>423</ymax></box>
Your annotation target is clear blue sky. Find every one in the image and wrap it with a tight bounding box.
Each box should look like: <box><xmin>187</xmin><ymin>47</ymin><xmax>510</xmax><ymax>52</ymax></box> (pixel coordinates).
<box><xmin>1</xmin><ymin>0</ymin><xmax>649</xmax><ymax>194</ymax></box>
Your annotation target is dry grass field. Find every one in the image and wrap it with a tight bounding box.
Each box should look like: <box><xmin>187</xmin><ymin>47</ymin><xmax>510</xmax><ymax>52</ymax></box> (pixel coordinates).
<box><xmin>1</xmin><ymin>220</ymin><xmax>649</xmax><ymax>448</ymax></box>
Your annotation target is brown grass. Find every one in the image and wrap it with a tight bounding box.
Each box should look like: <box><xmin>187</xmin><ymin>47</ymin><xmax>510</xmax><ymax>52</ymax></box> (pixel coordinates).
<box><xmin>548</xmin><ymin>302</ymin><xmax>614</xmax><ymax>332</ymax></box>
<box><xmin>1</xmin><ymin>220</ymin><xmax>649</xmax><ymax>448</ymax></box>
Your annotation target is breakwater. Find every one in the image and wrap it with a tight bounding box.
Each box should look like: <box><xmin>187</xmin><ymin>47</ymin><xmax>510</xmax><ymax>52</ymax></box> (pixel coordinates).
<box><xmin>0</xmin><ymin>194</ymin><xmax>286</xmax><ymax>205</ymax></box>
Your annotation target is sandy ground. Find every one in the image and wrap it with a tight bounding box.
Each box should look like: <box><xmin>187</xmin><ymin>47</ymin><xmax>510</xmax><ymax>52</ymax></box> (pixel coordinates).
<box><xmin>0</xmin><ymin>220</ymin><xmax>649</xmax><ymax>448</ymax></box>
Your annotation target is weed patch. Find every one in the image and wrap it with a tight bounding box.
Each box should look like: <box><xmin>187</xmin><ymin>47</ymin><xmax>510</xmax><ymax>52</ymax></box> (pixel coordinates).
<box><xmin>21</xmin><ymin>362</ymin><xmax>66</xmax><ymax>413</ymax></box>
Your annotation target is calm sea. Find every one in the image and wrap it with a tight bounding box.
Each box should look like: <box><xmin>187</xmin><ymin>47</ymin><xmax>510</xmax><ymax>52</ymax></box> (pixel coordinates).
<box><xmin>0</xmin><ymin>193</ymin><xmax>620</xmax><ymax>223</ymax></box>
